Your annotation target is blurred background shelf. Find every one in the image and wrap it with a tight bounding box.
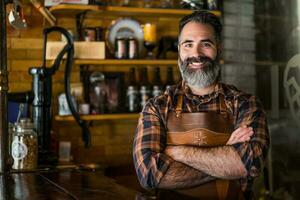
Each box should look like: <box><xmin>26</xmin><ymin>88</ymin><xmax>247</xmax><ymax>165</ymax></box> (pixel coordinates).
<box><xmin>73</xmin><ymin>59</ymin><xmax>178</xmax><ymax>65</ymax></box>
<box><xmin>49</xmin><ymin>4</ymin><xmax>221</xmax><ymax>17</ymax></box>
<box><xmin>54</xmin><ymin>113</ymin><xmax>139</xmax><ymax>121</ymax></box>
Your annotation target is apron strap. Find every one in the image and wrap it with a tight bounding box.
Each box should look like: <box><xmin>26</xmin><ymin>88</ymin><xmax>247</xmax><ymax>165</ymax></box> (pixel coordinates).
<box><xmin>216</xmin><ymin>179</ymin><xmax>230</xmax><ymax>200</ymax></box>
<box><xmin>175</xmin><ymin>94</ymin><xmax>183</xmax><ymax>118</ymax></box>
<box><xmin>219</xmin><ymin>94</ymin><xmax>227</xmax><ymax>116</ymax></box>
<box><xmin>219</xmin><ymin>94</ymin><xmax>234</xmax><ymax>124</ymax></box>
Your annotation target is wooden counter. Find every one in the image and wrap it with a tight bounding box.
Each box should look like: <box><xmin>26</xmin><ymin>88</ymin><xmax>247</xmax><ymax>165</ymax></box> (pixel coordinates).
<box><xmin>0</xmin><ymin>170</ymin><xmax>137</xmax><ymax>200</ymax></box>
<box><xmin>0</xmin><ymin>169</ymin><xmax>200</xmax><ymax>200</ymax></box>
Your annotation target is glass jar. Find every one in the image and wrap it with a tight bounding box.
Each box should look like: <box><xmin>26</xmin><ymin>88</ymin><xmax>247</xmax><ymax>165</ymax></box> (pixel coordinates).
<box><xmin>11</xmin><ymin>118</ymin><xmax>38</xmax><ymax>170</ymax></box>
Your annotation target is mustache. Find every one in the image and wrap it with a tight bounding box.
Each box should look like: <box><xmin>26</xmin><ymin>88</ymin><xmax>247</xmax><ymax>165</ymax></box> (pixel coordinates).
<box><xmin>180</xmin><ymin>56</ymin><xmax>215</xmax><ymax>73</ymax></box>
<box><xmin>185</xmin><ymin>56</ymin><xmax>213</xmax><ymax>65</ymax></box>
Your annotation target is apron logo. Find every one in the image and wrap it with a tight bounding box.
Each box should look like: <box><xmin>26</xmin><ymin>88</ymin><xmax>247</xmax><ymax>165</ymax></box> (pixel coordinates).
<box><xmin>193</xmin><ymin>131</ymin><xmax>208</xmax><ymax>146</ymax></box>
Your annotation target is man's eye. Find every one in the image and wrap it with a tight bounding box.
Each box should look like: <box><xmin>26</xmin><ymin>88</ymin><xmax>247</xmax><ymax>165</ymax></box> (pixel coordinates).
<box><xmin>184</xmin><ymin>43</ymin><xmax>193</xmax><ymax>48</ymax></box>
<box><xmin>202</xmin><ymin>42</ymin><xmax>212</xmax><ymax>48</ymax></box>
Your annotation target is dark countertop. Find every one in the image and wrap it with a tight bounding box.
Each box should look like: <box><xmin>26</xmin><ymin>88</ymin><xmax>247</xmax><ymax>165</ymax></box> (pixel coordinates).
<box><xmin>0</xmin><ymin>170</ymin><xmax>137</xmax><ymax>200</ymax></box>
<box><xmin>0</xmin><ymin>168</ymin><xmax>212</xmax><ymax>200</ymax></box>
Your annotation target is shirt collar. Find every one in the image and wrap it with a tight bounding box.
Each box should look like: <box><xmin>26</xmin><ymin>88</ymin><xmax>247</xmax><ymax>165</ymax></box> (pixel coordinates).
<box><xmin>172</xmin><ymin>81</ymin><xmax>225</xmax><ymax>104</ymax></box>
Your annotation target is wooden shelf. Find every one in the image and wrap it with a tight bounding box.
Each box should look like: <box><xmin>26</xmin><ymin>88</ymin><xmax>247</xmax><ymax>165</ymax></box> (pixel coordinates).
<box><xmin>49</xmin><ymin>4</ymin><xmax>221</xmax><ymax>17</ymax></box>
<box><xmin>73</xmin><ymin>59</ymin><xmax>178</xmax><ymax>65</ymax></box>
<box><xmin>49</xmin><ymin>4</ymin><xmax>103</xmax><ymax>15</ymax></box>
<box><xmin>103</xmin><ymin>6</ymin><xmax>221</xmax><ymax>17</ymax></box>
<box><xmin>55</xmin><ymin>113</ymin><xmax>139</xmax><ymax>121</ymax></box>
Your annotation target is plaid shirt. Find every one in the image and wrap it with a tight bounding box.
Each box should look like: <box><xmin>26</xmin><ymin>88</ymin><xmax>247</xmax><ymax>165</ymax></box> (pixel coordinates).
<box><xmin>133</xmin><ymin>81</ymin><xmax>269</xmax><ymax>192</ymax></box>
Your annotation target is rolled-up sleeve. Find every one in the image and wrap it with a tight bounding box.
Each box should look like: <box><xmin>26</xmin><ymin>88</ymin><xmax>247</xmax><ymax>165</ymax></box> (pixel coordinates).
<box><xmin>233</xmin><ymin>95</ymin><xmax>270</xmax><ymax>190</ymax></box>
<box><xmin>133</xmin><ymin>100</ymin><xmax>172</xmax><ymax>190</ymax></box>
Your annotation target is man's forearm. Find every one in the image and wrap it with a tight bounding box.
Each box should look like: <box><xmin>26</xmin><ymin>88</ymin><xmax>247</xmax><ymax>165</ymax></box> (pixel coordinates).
<box><xmin>166</xmin><ymin>146</ymin><xmax>247</xmax><ymax>179</ymax></box>
<box><xmin>158</xmin><ymin>161</ymin><xmax>215</xmax><ymax>189</ymax></box>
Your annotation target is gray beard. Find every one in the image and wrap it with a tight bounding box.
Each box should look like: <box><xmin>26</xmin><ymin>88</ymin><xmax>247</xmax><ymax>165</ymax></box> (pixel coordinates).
<box><xmin>178</xmin><ymin>57</ymin><xmax>220</xmax><ymax>88</ymax></box>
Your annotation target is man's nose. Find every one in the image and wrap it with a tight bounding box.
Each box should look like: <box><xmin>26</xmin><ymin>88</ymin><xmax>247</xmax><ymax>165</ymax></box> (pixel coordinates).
<box><xmin>191</xmin><ymin>45</ymin><xmax>204</xmax><ymax>57</ymax></box>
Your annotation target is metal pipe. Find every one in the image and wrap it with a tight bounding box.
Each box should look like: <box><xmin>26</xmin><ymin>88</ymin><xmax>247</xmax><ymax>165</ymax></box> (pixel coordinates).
<box><xmin>0</xmin><ymin>0</ymin><xmax>10</xmax><ymax>173</ymax></box>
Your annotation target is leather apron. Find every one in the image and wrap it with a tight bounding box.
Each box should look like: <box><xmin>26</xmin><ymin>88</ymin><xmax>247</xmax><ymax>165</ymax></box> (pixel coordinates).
<box><xmin>166</xmin><ymin>93</ymin><xmax>245</xmax><ymax>200</ymax></box>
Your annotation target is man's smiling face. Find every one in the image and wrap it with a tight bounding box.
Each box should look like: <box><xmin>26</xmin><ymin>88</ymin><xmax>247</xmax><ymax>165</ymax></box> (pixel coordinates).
<box><xmin>179</xmin><ymin>22</ymin><xmax>218</xmax><ymax>69</ymax></box>
<box><xmin>178</xmin><ymin>22</ymin><xmax>220</xmax><ymax>88</ymax></box>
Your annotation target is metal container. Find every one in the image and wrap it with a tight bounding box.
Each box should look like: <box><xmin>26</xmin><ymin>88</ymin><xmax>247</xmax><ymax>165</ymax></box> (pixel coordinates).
<box><xmin>11</xmin><ymin>118</ymin><xmax>38</xmax><ymax>170</ymax></box>
<box><xmin>128</xmin><ymin>37</ymin><xmax>138</xmax><ymax>59</ymax></box>
<box><xmin>114</xmin><ymin>36</ymin><xmax>128</xmax><ymax>59</ymax></box>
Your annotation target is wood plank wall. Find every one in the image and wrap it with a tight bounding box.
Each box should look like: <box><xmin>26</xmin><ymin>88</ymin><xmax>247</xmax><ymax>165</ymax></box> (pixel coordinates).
<box><xmin>6</xmin><ymin>3</ymin><xmax>180</xmax><ymax>167</ymax></box>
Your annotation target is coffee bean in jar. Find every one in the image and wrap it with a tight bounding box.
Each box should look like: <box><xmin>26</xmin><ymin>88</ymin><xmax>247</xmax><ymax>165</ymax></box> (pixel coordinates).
<box><xmin>11</xmin><ymin>118</ymin><xmax>38</xmax><ymax>170</ymax></box>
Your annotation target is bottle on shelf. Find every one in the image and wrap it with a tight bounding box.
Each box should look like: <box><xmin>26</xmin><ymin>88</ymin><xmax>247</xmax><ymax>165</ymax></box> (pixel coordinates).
<box><xmin>165</xmin><ymin>66</ymin><xmax>175</xmax><ymax>90</ymax></box>
<box><xmin>159</xmin><ymin>0</ymin><xmax>174</xmax><ymax>8</ymax></box>
<box><xmin>89</xmin><ymin>72</ymin><xmax>107</xmax><ymax>114</ymax></box>
<box><xmin>126</xmin><ymin>67</ymin><xmax>140</xmax><ymax>113</ymax></box>
<box><xmin>152</xmin><ymin>67</ymin><xmax>163</xmax><ymax>97</ymax></box>
<box><xmin>139</xmin><ymin>67</ymin><xmax>152</xmax><ymax>109</ymax></box>
<box><xmin>207</xmin><ymin>0</ymin><xmax>219</xmax><ymax>10</ymax></box>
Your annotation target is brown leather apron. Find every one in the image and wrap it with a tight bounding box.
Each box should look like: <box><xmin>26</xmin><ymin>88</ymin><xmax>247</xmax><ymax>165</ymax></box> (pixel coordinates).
<box><xmin>166</xmin><ymin>94</ymin><xmax>245</xmax><ymax>200</ymax></box>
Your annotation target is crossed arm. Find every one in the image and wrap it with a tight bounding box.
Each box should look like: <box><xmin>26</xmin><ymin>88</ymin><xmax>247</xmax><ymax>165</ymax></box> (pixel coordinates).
<box><xmin>158</xmin><ymin>126</ymin><xmax>252</xmax><ymax>188</ymax></box>
<box><xmin>134</xmin><ymin>97</ymin><xmax>268</xmax><ymax>190</ymax></box>
<box><xmin>158</xmin><ymin>161</ymin><xmax>215</xmax><ymax>189</ymax></box>
<box><xmin>164</xmin><ymin>126</ymin><xmax>253</xmax><ymax>178</ymax></box>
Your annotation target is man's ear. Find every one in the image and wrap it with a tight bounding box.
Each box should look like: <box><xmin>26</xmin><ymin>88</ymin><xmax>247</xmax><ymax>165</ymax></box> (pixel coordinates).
<box><xmin>217</xmin><ymin>43</ymin><xmax>223</xmax><ymax>56</ymax></box>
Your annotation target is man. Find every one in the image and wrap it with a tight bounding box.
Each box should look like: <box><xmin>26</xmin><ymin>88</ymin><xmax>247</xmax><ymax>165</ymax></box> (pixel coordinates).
<box><xmin>133</xmin><ymin>11</ymin><xmax>269</xmax><ymax>199</ymax></box>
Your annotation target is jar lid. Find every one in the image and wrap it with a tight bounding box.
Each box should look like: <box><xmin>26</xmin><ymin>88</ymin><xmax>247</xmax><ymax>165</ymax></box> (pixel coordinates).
<box><xmin>89</xmin><ymin>72</ymin><xmax>105</xmax><ymax>83</ymax></box>
<box><xmin>14</xmin><ymin>118</ymin><xmax>34</xmax><ymax>130</ymax></box>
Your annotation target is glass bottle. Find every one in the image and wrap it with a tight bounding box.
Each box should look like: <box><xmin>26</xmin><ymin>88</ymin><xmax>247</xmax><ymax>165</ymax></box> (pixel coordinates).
<box><xmin>139</xmin><ymin>67</ymin><xmax>152</xmax><ymax>109</ymax></box>
<box><xmin>126</xmin><ymin>68</ymin><xmax>140</xmax><ymax>112</ymax></box>
<box><xmin>165</xmin><ymin>66</ymin><xmax>175</xmax><ymax>90</ymax></box>
<box><xmin>160</xmin><ymin>0</ymin><xmax>173</xmax><ymax>8</ymax></box>
<box><xmin>121</xmin><ymin>0</ymin><xmax>130</xmax><ymax>6</ymax></box>
<box><xmin>89</xmin><ymin>72</ymin><xmax>107</xmax><ymax>114</ymax></box>
<box><xmin>143</xmin><ymin>0</ymin><xmax>154</xmax><ymax>8</ymax></box>
<box><xmin>11</xmin><ymin>118</ymin><xmax>38</xmax><ymax>170</ymax></box>
<box><xmin>152</xmin><ymin>67</ymin><xmax>163</xmax><ymax>97</ymax></box>
<box><xmin>207</xmin><ymin>0</ymin><xmax>218</xmax><ymax>10</ymax></box>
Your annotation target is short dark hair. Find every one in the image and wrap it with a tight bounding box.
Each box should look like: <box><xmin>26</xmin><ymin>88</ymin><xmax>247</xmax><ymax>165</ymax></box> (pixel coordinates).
<box><xmin>179</xmin><ymin>11</ymin><xmax>222</xmax><ymax>42</ymax></box>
